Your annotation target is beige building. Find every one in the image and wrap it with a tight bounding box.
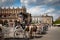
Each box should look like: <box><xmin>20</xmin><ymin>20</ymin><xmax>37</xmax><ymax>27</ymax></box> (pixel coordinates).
<box><xmin>32</xmin><ymin>16</ymin><xmax>41</xmax><ymax>23</ymax></box>
<box><xmin>41</xmin><ymin>15</ymin><xmax>53</xmax><ymax>25</ymax></box>
<box><xmin>0</xmin><ymin>7</ymin><xmax>31</xmax><ymax>26</ymax></box>
<box><xmin>32</xmin><ymin>15</ymin><xmax>53</xmax><ymax>25</ymax></box>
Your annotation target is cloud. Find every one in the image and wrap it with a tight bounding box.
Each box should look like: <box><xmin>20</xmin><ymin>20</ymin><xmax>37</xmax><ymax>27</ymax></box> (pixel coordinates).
<box><xmin>27</xmin><ymin>5</ymin><xmax>60</xmax><ymax>21</ymax></box>
<box><xmin>0</xmin><ymin>0</ymin><xmax>15</xmax><ymax>7</ymax></box>
<box><xmin>20</xmin><ymin>0</ymin><xmax>36</xmax><ymax>7</ymax></box>
<box><xmin>45</xmin><ymin>8</ymin><xmax>55</xmax><ymax>13</ymax></box>
<box><xmin>45</xmin><ymin>9</ymin><xmax>60</xmax><ymax>21</ymax></box>
<box><xmin>27</xmin><ymin>6</ymin><xmax>55</xmax><ymax>15</ymax></box>
<box><xmin>27</xmin><ymin>6</ymin><xmax>46</xmax><ymax>16</ymax></box>
<box><xmin>20</xmin><ymin>0</ymin><xmax>60</xmax><ymax>7</ymax></box>
<box><xmin>0</xmin><ymin>0</ymin><xmax>60</xmax><ymax>21</ymax></box>
<box><xmin>1</xmin><ymin>0</ymin><xmax>7</xmax><ymax>2</ymax></box>
<box><xmin>38</xmin><ymin>0</ymin><xmax>60</xmax><ymax>6</ymax></box>
<box><xmin>48</xmin><ymin>13</ymin><xmax>60</xmax><ymax>21</ymax></box>
<box><xmin>40</xmin><ymin>0</ymin><xmax>60</xmax><ymax>7</ymax></box>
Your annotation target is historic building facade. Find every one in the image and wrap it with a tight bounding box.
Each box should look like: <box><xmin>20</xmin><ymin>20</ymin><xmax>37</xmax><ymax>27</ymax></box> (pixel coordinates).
<box><xmin>32</xmin><ymin>15</ymin><xmax>53</xmax><ymax>25</ymax></box>
<box><xmin>0</xmin><ymin>7</ymin><xmax>31</xmax><ymax>26</ymax></box>
<box><xmin>32</xmin><ymin>16</ymin><xmax>41</xmax><ymax>23</ymax></box>
<box><xmin>41</xmin><ymin>15</ymin><xmax>53</xmax><ymax>25</ymax></box>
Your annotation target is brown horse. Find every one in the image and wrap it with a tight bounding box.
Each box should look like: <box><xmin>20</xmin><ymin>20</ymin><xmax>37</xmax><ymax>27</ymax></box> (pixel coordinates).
<box><xmin>25</xmin><ymin>24</ymin><xmax>37</xmax><ymax>38</ymax></box>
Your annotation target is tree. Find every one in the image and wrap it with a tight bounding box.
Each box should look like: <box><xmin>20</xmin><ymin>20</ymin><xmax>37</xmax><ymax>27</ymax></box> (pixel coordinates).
<box><xmin>53</xmin><ymin>19</ymin><xmax>60</xmax><ymax>24</ymax></box>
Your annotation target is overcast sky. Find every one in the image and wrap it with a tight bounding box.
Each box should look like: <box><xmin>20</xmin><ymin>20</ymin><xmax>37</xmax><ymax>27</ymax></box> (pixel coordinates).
<box><xmin>0</xmin><ymin>0</ymin><xmax>60</xmax><ymax>21</ymax></box>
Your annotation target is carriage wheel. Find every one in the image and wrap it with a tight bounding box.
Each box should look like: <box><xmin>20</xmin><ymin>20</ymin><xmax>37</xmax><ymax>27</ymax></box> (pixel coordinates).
<box><xmin>0</xmin><ymin>28</ymin><xmax>4</xmax><ymax>40</ymax></box>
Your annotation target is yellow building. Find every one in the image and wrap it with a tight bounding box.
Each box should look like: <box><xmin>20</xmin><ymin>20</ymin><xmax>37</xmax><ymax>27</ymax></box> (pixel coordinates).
<box><xmin>32</xmin><ymin>16</ymin><xmax>41</xmax><ymax>23</ymax></box>
<box><xmin>41</xmin><ymin>15</ymin><xmax>53</xmax><ymax>25</ymax></box>
<box><xmin>32</xmin><ymin>15</ymin><xmax>53</xmax><ymax>25</ymax></box>
<box><xmin>0</xmin><ymin>7</ymin><xmax>31</xmax><ymax>26</ymax></box>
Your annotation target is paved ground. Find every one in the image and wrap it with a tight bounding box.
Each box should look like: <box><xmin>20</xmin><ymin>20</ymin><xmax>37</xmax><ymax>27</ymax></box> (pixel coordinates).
<box><xmin>31</xmin><ymin>26</ymin><xmax>60</xmax><ymax>40</ymax></box>
<box><xmin>4</xmin><ymin>26</ymin><xmax>60</xmax><ymax>40</ymax></box>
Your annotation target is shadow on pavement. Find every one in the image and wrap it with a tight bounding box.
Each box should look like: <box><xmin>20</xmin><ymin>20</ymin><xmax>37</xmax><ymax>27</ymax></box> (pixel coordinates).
<box><xmin>33</xmin><ymin>36</ymin><xmax>43</xmax><ymax>39</ymax></box>
<box><xmin>41</xmin><ymin>32</ymin><xmax>48</xmax><ymax>35</ymax></box>
<box><xmin>4</xmin><ymin>38</ymin><xmax>30</xmax><ymax>40</ymax></box>
<box><xmin>3</xmin><ymin>32</ymin><xmax>47</xmax><ymax>40</ymax></box>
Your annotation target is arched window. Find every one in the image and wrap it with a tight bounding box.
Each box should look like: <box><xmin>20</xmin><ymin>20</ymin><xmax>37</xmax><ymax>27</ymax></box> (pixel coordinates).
<box><xmin>9</xmin><ymin>20</ymin><xmax>12</xmax><ymax>22</ymax></box>
<box><xmin>4</xmin><ymin>20</ymin><xmax>8</xmax><ymax>26</ymax></box>
<box><xmin>0</xmin><ymin>20</ymin><xmax>3</xmax><ymax>25</ymax></box>
<box><xmin>0</xmin><ymin>14</ymin><xmax>2</xmax><ymax>18</ymax></box>
<box><xmin>14</xmin><ymin>20</ymin><xmax>17</xmax><ymax>26</ymax></box>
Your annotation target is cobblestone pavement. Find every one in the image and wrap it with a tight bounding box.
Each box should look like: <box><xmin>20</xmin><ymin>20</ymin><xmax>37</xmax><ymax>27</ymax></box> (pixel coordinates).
<box><xmin>30</xmin><ymin>26</ymin><xmax>60</xmax><ymax>40</ymax></box>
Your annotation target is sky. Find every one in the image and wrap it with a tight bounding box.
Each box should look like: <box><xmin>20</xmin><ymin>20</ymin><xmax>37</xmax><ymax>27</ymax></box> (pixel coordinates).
<box><xmin>0</xmin><ymin>0</ymin><xmax>60</xmax><ymax>21</ymax></box>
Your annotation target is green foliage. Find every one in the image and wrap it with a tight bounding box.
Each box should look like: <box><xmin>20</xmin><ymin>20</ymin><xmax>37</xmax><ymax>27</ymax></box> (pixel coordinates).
<box><xmin>53</xmin><ymin>20</ymin><xmax>60</xmax><ymax>24</ymax></box>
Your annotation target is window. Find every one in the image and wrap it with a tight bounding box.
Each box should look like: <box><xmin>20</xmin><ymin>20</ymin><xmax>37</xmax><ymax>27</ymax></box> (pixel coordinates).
<box><xmin>4</xmin><ymin>15</ymin><xmax>6</xmax><ymax>17</ymax></box>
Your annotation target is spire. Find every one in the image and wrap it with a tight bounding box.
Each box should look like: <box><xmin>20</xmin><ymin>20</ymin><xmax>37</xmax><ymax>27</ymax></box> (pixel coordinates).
<box><xmin>22</xmin><ymin>6</ymin><xmax>26</xmax><ymax>9</ymax></box>
<box><xmin>20</xmin><ymin>0</ymin><xmax>26</xmax><ymax>13</ymax></box>
<box><xmin>21</xmin><ymin>0</ymin><xmax>26</xmax><ymax>9</ymax></box>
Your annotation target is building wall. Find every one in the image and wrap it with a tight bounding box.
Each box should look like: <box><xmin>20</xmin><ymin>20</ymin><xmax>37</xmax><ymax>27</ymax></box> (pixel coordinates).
<box><xmin>32</xmin><ymin>16</ymin><xmax>41</xmax><ymax>23</ymax></box>
<box><xmin>41</xmin><ymin>16</ymin><xmax>53</xmax><ymax>25</ymax></box>
<box><xmin>0</xmin><ymin>7</ymin><xmax>31</xmax><ymax>26</ymax></box>
<box><xmin>32</xmin><ymin>15</ymin><xmax>53</xmax><ymax>25</ymax></box>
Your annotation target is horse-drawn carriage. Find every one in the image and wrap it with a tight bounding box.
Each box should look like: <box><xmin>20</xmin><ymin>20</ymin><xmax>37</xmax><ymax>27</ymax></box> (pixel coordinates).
<box><xmin>0</xmin><ymin>23</ymin><xmax>49</xmax><ymax>39</ymax></box>
<box><xmin>0</xmin><ymin>24</ymin><xmax>48</xmax><ymax>39</ymax></box>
